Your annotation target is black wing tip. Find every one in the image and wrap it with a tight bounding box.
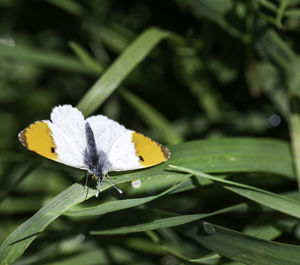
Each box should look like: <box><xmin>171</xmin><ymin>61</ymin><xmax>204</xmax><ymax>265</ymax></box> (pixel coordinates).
<box><xmin>160</xmin><ymin>145</ymin><xmax>171</xmax><ymax>161</ymax></box>
<box><xmin>18</xmin><ymin>128</ymin><xmax>28</xmax><ymax>147</ymax></box>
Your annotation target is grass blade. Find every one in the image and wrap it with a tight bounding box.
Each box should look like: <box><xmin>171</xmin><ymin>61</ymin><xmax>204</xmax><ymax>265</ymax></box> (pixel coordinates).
<box><xmin>65</xmin><ymin>177</ymin><xmax>191</xmax><ymax>217</ymax></box>
<box><xmin>0</xmin><ymin>184</ymin><xmax>96</xmax><ymax>265</ymax></box>
<box><xmin>184</xmin><ymin>0</ymin><xmax>249</xmax><ymax>41</ymax></box>
<box><xmin>69</xmin><ymin>41</ymin><xmax>103</xmax><ymax>73</ymax></box>
<box><xmin>77</xmin><ymin>27</ymin><xmax>171</xmax><ymax>116</ymax></box>
<box><xmin>0</xmin><ymin>159</ymin><xmax>41</xmax><ymax>203</ymax></box>
<box><xmin>90</xmin><ymin>203</ymin><xmax>247</xmax><ymax>235</ymax></box>
<box><xmin>119</xmin><ymin>89</ymin><xmax>183</xmax><ymax>145</ymax></box>
<box><xmin>0</xmin><ymin>138</ymin><xmax>294</xmax><ymax>264</ymax></box>
<box><xmin>0</xmin><ymin>45</ymin><xmax>96</xmax><ymax>75</ymax></box>
<box><xmin>45</xmin><ymin>0</ymin><xmax>84</xmax><ymax>16</ymax></box>
<box><xmin>169</xmin><ymin>166</ymin><xmax>300</xmax><ymax>219</ymax></box>
<box><xmin>165</xmin><ymin>138</ymin><xmax>294</xmax><ymax>179</ymax></box>
<box><xmin>185</xmin><ymin>222</ymin><xmax>300</xmax><ymax>265</ymax></box>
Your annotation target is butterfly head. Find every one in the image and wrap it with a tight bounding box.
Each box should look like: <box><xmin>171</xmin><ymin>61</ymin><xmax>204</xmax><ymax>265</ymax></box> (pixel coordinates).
<box><xmin>91</xmin><ymin>172</ymin><xmax>104</xmax><ymax>183</ymax></box>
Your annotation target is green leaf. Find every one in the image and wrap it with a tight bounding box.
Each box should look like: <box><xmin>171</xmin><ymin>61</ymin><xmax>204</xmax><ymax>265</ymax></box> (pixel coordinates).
<box><xmin>45</xmin><ymin>0</ymin><xmax>84</xmax><ymax>16</ymax></box>
<box><xmin>165</xmin><ymin>138</ymin><xmax>294</xmax><ymax>179</ymax></box>
<box><xmin>95</xmin><ymin>24</ymin><xmax>135</xmax><ymax>53</ymax></box>
<box><xmin>65</xmin><ymin>177</ymin><xmax>191</xmax><ymax>217</ymax></box>
<box><xmin>90</xmin><ymin>203</ymin><xmax>247</xmax><ymax>235</ymax></box>
<box><xmin>169</xmin><ymin>166</ymin><xmax>300</xmax><ymax>219</ymax></box>
<box><xmin>244</xmin><ymin>223</ymin><xmax>282</xmax><ymax>240</ymax></box>
<box><xmin>184</xmin><ymin>0</ymin><xmax>249</xmax><ymax>41</ymax></box>
<box><xmin>185</xmin><ymin>222</ymin><xmax>300</xmax><ymax>265</ymax></box>
<box><xmin>0</xmin><ymin>197</ymin><xmax>42</xmax><ymax>214</ymax></box>
<box><xmin>0</xmin><ymin>45</ymin><xmax>96</xmax><ymax>75</ymax></box>
<box><xmin>260</xmin><ymin>31</ymin><xmax>300</xmax><ymax>191</ymax></box>
<box><xmin>0</xmin><ymin>138</ymin><xmax>294</xmax><ymax>264</ymax></box>
<box><xmin>76</xmin><ymin>27</ymin><xmax>171</xmax><ymax>116</ymax></box>
<box><xmin>68</xmin><ymin>41</ymin><xmax>103</xmax><ymax>73</ymax></box>
<box><xmin>0</xmin><ymin>184</ymin><xmax>96</xmax><ymax>265</ymax></box>
<box><xmin>119</xmin><ymin>89</ymin><xmax>183</xmax><ymax>145</ymax></box>
<box><xmin>285</xmin><ymin>8</ymin><xmax>300</xmax><ymax>18</ymax></box>
<box><xmin>258</xmin><ymin>30</ymin><xmax>300</xmax><ymax>97</ymax></box>
<box><xmin>276</xmin><ymin>0</ymin><xmax>289</xmax><ymax>28</ymax></box>
<box><xmin>0</xmin><ymin>159</ymin><xmax>41</xmax><ymax>203</ymax></box>
<box><xmin>189</xmin><ymin>253</ymin><xmax>221</xmax><ymax>264</ymax></box>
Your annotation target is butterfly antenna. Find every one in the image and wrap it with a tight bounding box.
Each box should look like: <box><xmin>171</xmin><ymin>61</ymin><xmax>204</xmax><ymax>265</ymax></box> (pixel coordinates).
<box><xmin>106</xmin><ymin>174</ymin><xmax>123</xmax><ymax>194</ymax></box>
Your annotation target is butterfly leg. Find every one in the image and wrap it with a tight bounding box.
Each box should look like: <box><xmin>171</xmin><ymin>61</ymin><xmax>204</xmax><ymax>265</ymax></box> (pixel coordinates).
<box><xmin>95</xmin><ymin>175</ymin><xmax>102</xmax><ymax>197</ymax></box>
<box><xmin>105</xmin><ymin>173</ymin><xmax>123</xmax><ymax>194</ymax></box>
<box><xmin>84</xmin><ymin>171</ymin><xmax>89</xmax><ymax>189</ymax></box>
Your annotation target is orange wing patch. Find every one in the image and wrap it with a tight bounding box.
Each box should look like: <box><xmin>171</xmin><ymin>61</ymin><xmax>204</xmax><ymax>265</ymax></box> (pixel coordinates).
<box><xmin>18</xmin><ymin>121</ymin><xmax>58</xmax><ymax>160</ymax></box>
<box><xmin>132</xmin><ymin>132</ymin><xmax>170</xmax><ymax>167</ymax></box>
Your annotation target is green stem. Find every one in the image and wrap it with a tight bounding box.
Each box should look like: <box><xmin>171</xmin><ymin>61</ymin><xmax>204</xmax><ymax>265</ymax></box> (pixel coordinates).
<box><xmin>289</xmin><ymin>97</ymin><xmax>300</xmax><ymax>191</ymax></box>
<box><xmin>276</xmin><ymin>0</ymin><xmax>289</xmax><ymax>28</ymax></box>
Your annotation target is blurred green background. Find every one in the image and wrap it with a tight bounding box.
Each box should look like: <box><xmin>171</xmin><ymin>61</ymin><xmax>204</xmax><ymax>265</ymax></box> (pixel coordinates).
<box><xmin>1</xmin><ymin>0</ymin><xmax>300</xmax><ymax>264</ymax></box>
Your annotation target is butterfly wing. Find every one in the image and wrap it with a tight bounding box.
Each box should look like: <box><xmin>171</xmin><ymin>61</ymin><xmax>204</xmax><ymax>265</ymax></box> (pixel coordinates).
<box><xmin>19</xmin><ymin>105</ymin><xmax>87</xmax><ymax>169</ymax></box>
<box><xmin>19</xmin><ymin>105</ymin><xmax>170</xmax><ymax>173</ymax></box>
<box><xmin>108</xmin><ymin>130</ymin><xmax>170</xmax><ymax>171</ymax></box>
<box><xmin>85</xmin><ymin>115</ymin><xmax>127</xmax><ymax>154</ymax></box>
<box><xmin>86</xmin><ymin>115</ymin><xmax>170</xmax><ymax>173</ymax></box>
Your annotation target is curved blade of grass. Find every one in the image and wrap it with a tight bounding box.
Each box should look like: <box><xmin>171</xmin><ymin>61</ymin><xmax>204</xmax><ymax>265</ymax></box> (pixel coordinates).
<box><xmin>119</xmin><ymin>89</ymin><xmax>183</xmax><ymax>145</ymax></box>
<box><xmin>90</xmin><ymin>203</ymin><xmax>247</xmax><ymax>235</ymax></box>
<box><xmin>65</xmin><ymin>176</ymin><xmax>191</xmax><ymax>217</ymax></box>
<box><xmin>0</xmin><ymin>197</ymin><xmax>42</xmax><ymax>214</ymax></box>
<box><xmin>290</xmin><ymin>101</ymin><xmax>300</xmax><ymax>191</ymax></box>
<box><xmin>77</xmin><ymin>27</ymin><xmax>171</xmax><ymax>116</ymax></box>
<box><xmin>0</xmin><ymin>159</ymin><xmax>41</xmax><ymax>203</ymax></box>
<box><xmin>169</xmin><ymin>165</ymin><xmax>300</xmax><ymax>219</ymax></box>
<box><xmin>95</xmin><ymin>24</ymin><xmax>135</xmax><ymax>53</ymax></box>
<box><xmin>0</xmin><ymin>138</ymin><xmax>294</xmax><ymax>264</ymax></box>
<box><xmin>258</xmin><ymin>30</ymin><xmax>300</xmax><ymax>97</ymax></box>
<box><xmin>189</xmin><ymin>253</ymin><xmax>221</xmax><ymax>264</ymax></box>
<box><xmin>184</xmin><ymin>0</ymin><xmax>249</xmax><ymax>42</ymax></box>
<box><xmin>0</xmin><ymin>184</ymin><xmax>96</xmax><ymax>265</ymax></box>
<box><xmin>276</xmin><ymin>0</ymin><xmax>289</xmax><ymax>28</ymax></box>
<box><xmin>163</xmin><ymin>138</ymin><xmax>294</xmax><ymax>179</ymax></box>
<box><xmin>0</xmin><ymin>45</ymin><xmax>96</xmax><ymax>75</ymax></box>
<box><xmin>257</xmin><ymin>29</ymin><xmax>300</xmax><ymax>190</ymax></box>
<box><xmin>45</xmin><ymin>0</ymin><xmax>84</xmax><ymax>16</ymax></box>
<box><xmin>184</xmin><ymin>222</ymin><xmax>300</xmax><ymax>265</ymax></box>
<box><xmin>69</xmin><ymin>41</ymin><xmax>103</xmax><ymax>73</ymax></box>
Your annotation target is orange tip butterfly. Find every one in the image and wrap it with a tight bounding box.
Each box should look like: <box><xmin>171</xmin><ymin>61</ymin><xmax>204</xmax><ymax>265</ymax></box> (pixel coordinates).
<box><xmin>18</xmin><ymin>105</ymin><xmax>170</xmax><ymax>195</ymax></box>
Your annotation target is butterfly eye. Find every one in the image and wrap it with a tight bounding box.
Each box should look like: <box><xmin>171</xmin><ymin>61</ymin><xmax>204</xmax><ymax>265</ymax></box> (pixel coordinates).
<box><xmin>139</xmin><ymin>156</ymin><xmax>144</xmax><ymax>161</ymax></box>
<box><xmin>51</xmin><ymin>147</ymin><xmax>55</xmax><ymax>153</ymax></box>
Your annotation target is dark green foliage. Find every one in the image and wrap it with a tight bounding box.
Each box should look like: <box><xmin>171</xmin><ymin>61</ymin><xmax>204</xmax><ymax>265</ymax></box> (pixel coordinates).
<box><xmin>1</xmin><ymin>1</ymin><xmax>300</xmax><ymax>264</ymax></box>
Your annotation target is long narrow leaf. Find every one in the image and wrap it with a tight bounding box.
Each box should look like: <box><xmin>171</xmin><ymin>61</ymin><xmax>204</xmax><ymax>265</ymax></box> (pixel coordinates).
<box><xmin>119</xmin><ymin>89</ymin><xmax>183</xmax><ymax>145</ymax></box>
<box><xmin>0</xmin><ymin>184</ymin><xmax>96</xmax><ymax>265</ymax></box>
<box><xmin>0</xmin><ymin>138</ymin><xmax>294</xmax><ymax>264</ymax></box>
<box><xmin>169</xmin><ymin>165</ymin><xmax>300</xmax><ymax>219</ymax></box>
<box><xmin>65</xmin><ymin>176</ymin><xmax>191</xmax><ymax>217</ymax></box>
<box><xmin>184</xmin><ymin>222</ymin><xmax>300</xmax><ymax>265</ymax></box>
<box><xmin>165</xmin><ymin>138</ymin><xmax>294</xmax><ymax>179</ymax></box>
<box><xmin>77</xmin><ymin>27</ymin><xmax>171</xmax><ymax>116</ymax></box>
<box><xmin>69</xmin><ymin>41</ymin><xmax>103</xmax><ymax>73</ymax></box>
<box><xmin>90</xmin><ymin>203</ymin><xmax>247</xmax><ymax>235</ymax></box>
<box><xmin>0</xmin><ymin>45</ymin><xmax>96</xmax><ymax>75</ymax></box>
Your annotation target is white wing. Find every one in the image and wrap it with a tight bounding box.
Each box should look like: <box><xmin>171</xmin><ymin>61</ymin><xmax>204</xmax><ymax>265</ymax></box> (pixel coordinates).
<box><xmin>85</xmin><ymin>115</ymin><xmax>127</xmax><ymax>153</ymax></box>
<box><xmin>86</xmin><ymin>115</ymin><xmax>140</xmax><ymax>173</ymax></box>
<box><xmin>107</xmin><ymin>130</ymin><xmax>140</xmax><ymax>171</ymax></box>
<box><xmin>49</xmin><ymin>105</ymin><xmax>87</xmax><ymax>169</ymax></box>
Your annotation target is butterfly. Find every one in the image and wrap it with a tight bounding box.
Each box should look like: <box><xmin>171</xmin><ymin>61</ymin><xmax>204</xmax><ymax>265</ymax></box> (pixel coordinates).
<box><xmin>18</xmin><ymin>105</ymin><xmax>170</xmax><ymax>195</ymax></box>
